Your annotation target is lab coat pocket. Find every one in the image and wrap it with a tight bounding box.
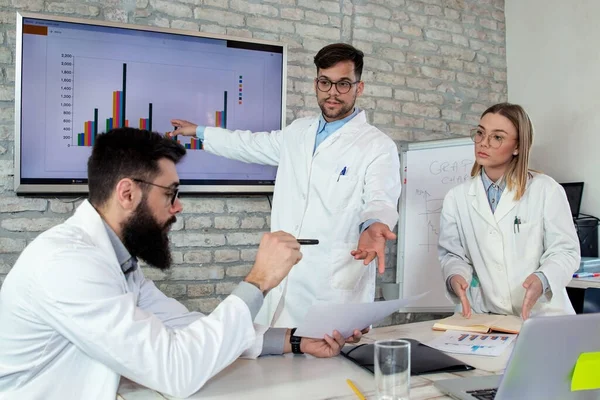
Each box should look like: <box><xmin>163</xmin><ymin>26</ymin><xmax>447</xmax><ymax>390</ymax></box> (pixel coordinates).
<box><xmin>513</xmin><ymin>220</ymin><xmax>543</xmax><ymax>261</ymax></box>
<box><xmin>330</xmin><ymin>245</ymin><xmax>368</xmax><ymax>291</ymax></box>
<box><xmin>328</xmin><ymin>174</ymin><xmax>359</xmax><ymax>212</ymax></box>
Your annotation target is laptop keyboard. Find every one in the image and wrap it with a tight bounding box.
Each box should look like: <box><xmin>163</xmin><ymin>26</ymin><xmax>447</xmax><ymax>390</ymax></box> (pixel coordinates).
<box><xmin>466</xmin><ymin>388</ymin><xmax>497</xmax><ymax>400</ymax></box>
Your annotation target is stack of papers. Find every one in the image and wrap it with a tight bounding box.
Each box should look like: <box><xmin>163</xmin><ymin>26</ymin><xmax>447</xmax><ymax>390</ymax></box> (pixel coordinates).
<box><xmin>427</xmin><ymin>331</ymin><xmax>516</xmax><ymax>357</ymax></box>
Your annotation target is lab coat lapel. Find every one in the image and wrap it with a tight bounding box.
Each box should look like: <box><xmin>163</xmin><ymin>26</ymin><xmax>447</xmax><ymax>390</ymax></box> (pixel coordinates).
<box><xmin>469</xmin><ymin>175</ymin><xmax>498</xmax><ymax>228</ymax></box>
<box><xmin>312</xmin><ymin>111</ymin><xmax>365</xmax><ymax>158</ymax></box>
<box><xmin>493</xmin><ymin>186</ymin><xmax>519</xmax><ymax>223</ymax></box>
<box><xmin>304</xmin><ymin>118</ymin><xmax>319</xmax><ymax>173</ymax></box>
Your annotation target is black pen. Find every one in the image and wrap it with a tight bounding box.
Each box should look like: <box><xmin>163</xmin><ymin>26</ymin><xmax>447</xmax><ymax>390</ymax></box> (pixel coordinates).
<box><xmin>297</xmin><ymin>239</ymin><xmax>319</xmax><ymax>245</ymax></box>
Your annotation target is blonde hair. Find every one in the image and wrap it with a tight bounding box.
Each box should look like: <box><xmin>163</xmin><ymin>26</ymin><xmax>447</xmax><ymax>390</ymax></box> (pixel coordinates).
<box><xmin>470</xmin><ymin>102</ymin><xmax>534</xmax><ymax>200</ymax></box>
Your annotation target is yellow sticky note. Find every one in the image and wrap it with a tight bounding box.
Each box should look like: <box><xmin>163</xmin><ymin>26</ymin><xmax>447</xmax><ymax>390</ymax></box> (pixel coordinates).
<box><xmin>571</xmin><ymin>352</ymin><xmax>600</xmax><ymax>391</ymax></box>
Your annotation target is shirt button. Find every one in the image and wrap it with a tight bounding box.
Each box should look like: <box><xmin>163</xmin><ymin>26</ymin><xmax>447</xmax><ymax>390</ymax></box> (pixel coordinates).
<box><xmin>491</xmin><ymin>198</ymin><xmax>495</xmax><ymax>203</ymax></box>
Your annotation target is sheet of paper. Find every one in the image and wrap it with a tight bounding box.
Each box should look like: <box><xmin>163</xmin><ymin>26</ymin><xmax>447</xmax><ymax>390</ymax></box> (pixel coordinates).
<box><xmin>426</xmin><ymin>330</ymin><xmax>516</xmax><ymax>357</ymax></box>
<box><xmin>294</xmin><ymin>293</ymin><xmax>427</xmax><ymax>339</ymax></box>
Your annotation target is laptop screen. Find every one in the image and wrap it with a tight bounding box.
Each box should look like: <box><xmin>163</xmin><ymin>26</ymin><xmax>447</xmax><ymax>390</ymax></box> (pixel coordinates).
<box><xmin>560</xmin><ymin>182</ymin><xmax>584</xmax><ymax>218</ymax></box>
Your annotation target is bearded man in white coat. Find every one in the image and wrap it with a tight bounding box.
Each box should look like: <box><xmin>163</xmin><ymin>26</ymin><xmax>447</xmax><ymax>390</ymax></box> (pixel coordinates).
<box><xmin>168</xmin><ymin>43</ymin><xmax>402</xmax><ymax>327</ymax></box>
<box><xmin>0</xmin><ymin>128</ymin><xmax>356</xmax><ymax>400</ymax></box>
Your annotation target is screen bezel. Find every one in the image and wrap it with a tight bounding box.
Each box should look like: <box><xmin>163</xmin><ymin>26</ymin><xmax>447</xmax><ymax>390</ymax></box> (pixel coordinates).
<box><xmin>14</xmin><ymin>12</ymin><xmax>287</xmax><ymax>195</ymax></box>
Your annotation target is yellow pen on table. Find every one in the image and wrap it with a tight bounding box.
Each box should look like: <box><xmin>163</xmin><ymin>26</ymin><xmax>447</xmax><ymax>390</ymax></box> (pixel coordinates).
<box><xmin>346</xmin><ymin>379</ymin><xmax>366</xmax><ymax>400</ymax></box>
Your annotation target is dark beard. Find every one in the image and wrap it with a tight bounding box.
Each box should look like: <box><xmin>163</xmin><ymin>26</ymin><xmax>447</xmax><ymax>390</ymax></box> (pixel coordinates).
<box><xmin>121</xmin><ymin>199</ymin><xmax>176</xmax><ymax>271</ymax></box>
<box><xmin>318</xmin><ymin>95</ymin><xmax>356</xmax><ymax>121</ymax></box>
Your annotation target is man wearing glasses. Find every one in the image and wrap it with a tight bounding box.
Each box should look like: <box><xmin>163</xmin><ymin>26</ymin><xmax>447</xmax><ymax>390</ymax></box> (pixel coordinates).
<box><xmin>0</xmin><ymin>128</ymin><xmax>357</xmax><ymax>399</ymax></box>
<box><xmin>168</xmin><ymin>43</ymin><xmax>401</xmax><ymax>329</ymax></box>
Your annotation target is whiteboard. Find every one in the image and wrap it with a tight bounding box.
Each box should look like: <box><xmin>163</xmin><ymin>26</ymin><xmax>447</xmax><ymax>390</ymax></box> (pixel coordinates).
<box><xmin>396</xmin><ymin>137</ymin><xmax>475</xmax><ymax>311</ymax></box>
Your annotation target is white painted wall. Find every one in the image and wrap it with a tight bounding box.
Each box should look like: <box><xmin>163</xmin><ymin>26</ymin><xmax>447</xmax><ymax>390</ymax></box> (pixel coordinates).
<box><xmin>506</xmin><ymin>0</ymin><xmax>600</xmax><ymax>223</ymax></box>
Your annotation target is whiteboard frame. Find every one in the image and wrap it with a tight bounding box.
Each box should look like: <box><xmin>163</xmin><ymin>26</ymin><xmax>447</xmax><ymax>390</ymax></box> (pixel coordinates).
<box><xmin>396</xmin><ymin>137</ymin><xmax>474</xmax><ymax>312</ymax></box>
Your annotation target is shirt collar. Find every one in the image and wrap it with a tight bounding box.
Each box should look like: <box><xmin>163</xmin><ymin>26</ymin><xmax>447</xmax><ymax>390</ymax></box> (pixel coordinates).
<box><xmin>102</xmin><ymin>220</ymin><xmax>138</xmax><ymax>274</ymax></box>
<box><xmin>481</xmin><ymin>169</ymin><xmax>506</xmax><ymax>192</ymax></box>
<box><xmin>317</xmin><ymin>107</ymin><xmax>360</xmax><ymax>134</ymax></box>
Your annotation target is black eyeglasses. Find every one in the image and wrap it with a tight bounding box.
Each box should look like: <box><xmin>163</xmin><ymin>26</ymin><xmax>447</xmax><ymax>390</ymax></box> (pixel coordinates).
<box><xmin>315</xmin><ymin>78</ymin><xmax>360</xmax><ymax>94</ymax></box>
<box><xmin>132</xmin><ymin>178</ymin><xmax>179</xmax><ymax>206</ymax></box>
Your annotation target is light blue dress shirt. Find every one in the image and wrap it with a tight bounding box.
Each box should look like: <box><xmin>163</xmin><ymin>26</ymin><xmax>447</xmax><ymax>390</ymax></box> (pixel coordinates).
<box><xmin>481</xmin><ymin>170</ymin><xmax>549</xmax><ymax>293</ymax></box>
<box><xmin>195</xmin><ymin>109</ymin><xmax>379</xmax><ymax>234</ymax></box>
<box><xmin>314</xmin><ymin>107</ymin><xmax>360</xmax><ymax>153</ymax></box>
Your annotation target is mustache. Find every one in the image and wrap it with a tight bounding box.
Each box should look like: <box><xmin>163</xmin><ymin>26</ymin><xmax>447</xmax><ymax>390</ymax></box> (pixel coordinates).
<box><xmin>164</xmin><ymin>216</ymin><xmax>176</xmax><ymax>230</ymax></box>
<box><xmin>324</xmin><ymin>96</ymin><xmax>343</xmax><ymax>103</ymax></box>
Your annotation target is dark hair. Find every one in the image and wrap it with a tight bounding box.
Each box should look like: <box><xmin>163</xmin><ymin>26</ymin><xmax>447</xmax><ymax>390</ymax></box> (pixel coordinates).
<box><xmin>314</xmin><ymin>43</ymin><xmax>364</xmax><ymax>80</ymax></box>
<box><xmin>87</xmin><ymin>127</ymin><xmax>186</xmax><ymax>207</ymax></box>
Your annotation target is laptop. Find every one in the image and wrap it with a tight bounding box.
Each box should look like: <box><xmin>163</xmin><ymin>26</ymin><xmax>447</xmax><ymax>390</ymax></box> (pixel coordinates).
<box><xmin>434</xmin><ymin>313</ymin><xmax>600</xmax><ymax>400</ymax></box>
<box><xmin>560</xmin><ymin>182</ymin><xmax>585</xmax><ymax>218</ymax></box>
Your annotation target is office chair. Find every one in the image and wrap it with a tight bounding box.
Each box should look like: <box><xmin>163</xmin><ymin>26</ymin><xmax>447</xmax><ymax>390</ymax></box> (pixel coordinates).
<box><xmin>582</xmin><ymin>287</ymin><xmax>600</xmax><ymax>314</ymax></box>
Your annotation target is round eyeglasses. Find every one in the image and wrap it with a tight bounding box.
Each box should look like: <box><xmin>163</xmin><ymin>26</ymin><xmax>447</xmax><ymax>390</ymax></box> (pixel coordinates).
<box><xmin>315</xmin><ymin>78</ymin><xmax>360</xmax><ymax>94</ymax></box>
<box><xmin>470</xmin><ymin>129</ymin><xmax>509</xmax><ymax>149</ymax></box>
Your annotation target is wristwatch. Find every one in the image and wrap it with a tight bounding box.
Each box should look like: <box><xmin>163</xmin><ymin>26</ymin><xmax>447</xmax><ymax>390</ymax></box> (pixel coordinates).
<box><xmin>290</xmin><ymin>328</ymin><xmax>304</xmax><ymax>354</ymax></box>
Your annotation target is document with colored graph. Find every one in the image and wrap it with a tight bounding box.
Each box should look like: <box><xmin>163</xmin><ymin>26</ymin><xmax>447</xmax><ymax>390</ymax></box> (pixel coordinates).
<box><xmin>426</xmin><ymin>331</ymin><xmax>517</xmax><ymax>357</ymax></box>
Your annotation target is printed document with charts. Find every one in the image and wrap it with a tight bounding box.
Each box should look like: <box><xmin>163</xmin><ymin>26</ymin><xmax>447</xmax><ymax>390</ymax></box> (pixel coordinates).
<box><xmin>427</xmin><ymin>331</ymin><xmax>516</xmax><ymax>357</ymax></box>
<box><xmin>432</xmin><ymin>313</ymin><xmax>522</xmax><ymax>334</ymax></box>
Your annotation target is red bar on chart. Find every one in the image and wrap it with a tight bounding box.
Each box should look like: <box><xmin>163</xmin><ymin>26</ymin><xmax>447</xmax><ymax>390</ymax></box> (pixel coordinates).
<box><xmin>215</xmin><ymin>111</ymin><xmax>222</xmax><ymax>127</ymax></box>
<box><xmin>112</xmin><ymin>91</ymin><xmax>118</xmax><ymax>129</ymax></box>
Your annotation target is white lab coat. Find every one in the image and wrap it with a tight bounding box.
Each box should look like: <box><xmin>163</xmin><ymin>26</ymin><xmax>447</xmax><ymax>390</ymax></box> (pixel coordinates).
<box><xmin>438</xmin><ymin>172</ymin><xmax>580</xmax><ymax>316</ymax></box>
<box><xmin>0</xmin><ymin>200</ymin><xmax>265</xmax><ymax>400</ymax></box>
<box><xmin>203</xmin><ymin>111</ymin><xmax>401</xmax><ymax>327</ymax></box>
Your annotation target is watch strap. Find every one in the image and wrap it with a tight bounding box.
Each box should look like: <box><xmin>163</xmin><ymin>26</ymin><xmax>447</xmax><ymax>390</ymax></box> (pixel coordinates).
<box><xmin>290</xmin><ymin>328</ymin><xmax>303</xmax><ymax>354</ymax></box>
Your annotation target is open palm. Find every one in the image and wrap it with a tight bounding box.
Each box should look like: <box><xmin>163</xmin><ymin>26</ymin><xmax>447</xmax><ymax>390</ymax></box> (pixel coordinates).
<box><xmin>351</xmin><ymin>222</ymin><xmax>396</xmax><ymax>274</ymax></box>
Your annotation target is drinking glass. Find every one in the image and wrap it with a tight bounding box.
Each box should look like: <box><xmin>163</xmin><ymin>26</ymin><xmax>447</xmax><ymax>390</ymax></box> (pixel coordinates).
<box><xmin>374</xmin><ymin>339</ymin><xmax>411</xmax><ymax>400</ymax></box>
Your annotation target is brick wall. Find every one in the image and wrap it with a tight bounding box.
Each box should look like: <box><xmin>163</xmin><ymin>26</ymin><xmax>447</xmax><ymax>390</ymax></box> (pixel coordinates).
<box><xmin>0</xmin><ymin>0</ymin><xmax>507</xmax><ymax>324</ymax></box>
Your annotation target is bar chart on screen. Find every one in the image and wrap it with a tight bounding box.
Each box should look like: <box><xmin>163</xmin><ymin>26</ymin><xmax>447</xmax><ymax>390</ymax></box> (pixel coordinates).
<box><xmin>55</xmin><ymin>55</ymin><xmax>236</xmax><ymax>158</ymax></box>
<box><xmin>17</xmin><ymin>16</ymin><xmax>284</xmax><ymax>191</ymax></box>
<box><xmin>24</xmin><ymin>28</ymin><xmax>279</xmax><ymax>183</ymax></box>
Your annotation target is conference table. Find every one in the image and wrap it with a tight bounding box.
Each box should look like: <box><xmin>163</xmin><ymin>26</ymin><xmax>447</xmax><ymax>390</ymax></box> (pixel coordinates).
<box><xmin>568</xmin><ymin>277</ymin><xmax>600</xmax><ymax>290</ymax></box>
<box><xmin>117</xmin><ymin>320</ymin><xmax>511</xmax><ymax>400</ymax></box>
<box><xmin>567</xmin><ymin>277</ymin><xmax>600</xmax><ymax>313</ymax></box>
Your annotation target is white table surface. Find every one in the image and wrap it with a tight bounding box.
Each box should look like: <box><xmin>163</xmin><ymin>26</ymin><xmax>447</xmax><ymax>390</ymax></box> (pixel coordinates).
<box><xmin>568</xmin><ymin>277</ymin><xmax>600</xmax><ymax>289</ymax></box>
<box><xmin>117</xmin><ymin>320</ymin><xmax>511</xmax><ymax>400</ymax></box>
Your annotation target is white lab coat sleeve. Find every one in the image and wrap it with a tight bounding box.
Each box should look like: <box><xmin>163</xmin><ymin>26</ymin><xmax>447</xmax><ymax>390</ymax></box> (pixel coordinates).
<box><xmin>137</xmin><ymin>274</ymin><xmax>204</xmax><ymax>329</ymax></box>
<box><xmin>360</xmin><ymin>141</ymin><xmax>402</xmax><ymax>230</ymax></box>
<box><xmin>138</xmin><ymin>275</ymin><xmax>267</xmax><ymax>358</ymax></box>
<box><xmin>240</xmin><ymin>324</ymin><xmax>269</xmax><ymax>359</ymax></box>
<box><xmin>203</xmin><ymin>126</ymin><xmax>284</xmax><ymax>166</ymax></box>
<box><xmin>33</xmin><ymin>251</ymin><xmax>260</xmax><ymax>399</ymax></box>
<box><xmin>537</xmin><ymin>184</ymin><xmax>581</xmax><ymax>297</ymax></box>
<box><xmin>438</xmin><ymin>189</ymin><xmax>474</xmax><ymax>302</ymax></box>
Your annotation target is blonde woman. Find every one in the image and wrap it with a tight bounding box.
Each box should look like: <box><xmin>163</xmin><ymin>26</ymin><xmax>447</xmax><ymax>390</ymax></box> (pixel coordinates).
<box><xmin>438</xmin><ymin>103</ymin><xmax>580</xmax><ymax>320</ymax></box>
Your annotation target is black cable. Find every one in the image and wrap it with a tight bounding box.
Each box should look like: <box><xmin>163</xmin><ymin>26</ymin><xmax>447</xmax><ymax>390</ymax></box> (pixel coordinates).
<box><xmin>266</xmin><ymin>195</ymin><xmax>272</xmax><ymax>210</ymax></box>
<box><xmin>577</xmin><ymin>213</ymin><xmax>600</xmax><ymax>223</ymax></box>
